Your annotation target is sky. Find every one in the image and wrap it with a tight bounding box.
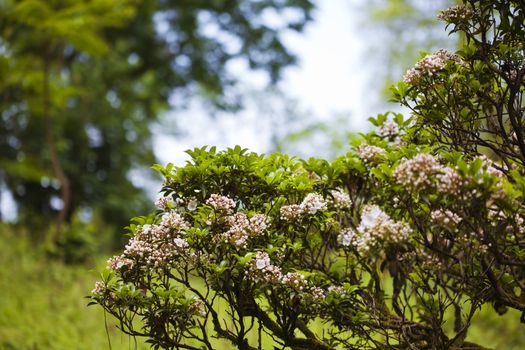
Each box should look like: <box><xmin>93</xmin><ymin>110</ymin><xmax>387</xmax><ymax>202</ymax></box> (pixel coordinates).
<box><xmin>152</xmin><ymin>0</ymin><xmax>374</xmax><ymax>167</ymax></box>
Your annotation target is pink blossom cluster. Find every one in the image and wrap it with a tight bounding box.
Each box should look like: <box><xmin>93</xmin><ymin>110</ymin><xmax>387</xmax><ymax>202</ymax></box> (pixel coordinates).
<box><xmin>281</xmin><ymin>272</ymin><xmax>308</xmax><ymax>290</ymax></box>
<box><xmin>339</xmin><ymin>205</ymin><xmax>412</xmax><ymax>255</ymax></box>
<box><xmin>431</xmin><ymin>209</ymin><xmax>462</xmax><ymax>230</ymax></box>
<box><xmin>327</xmin><ymin>285</ymin><xmax>346</xmax><ymax>296</ymax></box>
<box><xmin>437</xmin><ymin>4</ymin><xmax>474</xmax><ymax>23</ymax></box>
<box><xmin>436</xmin><ymin>167</ymin><xmax>465</xmax><ymax>195</ymax></box>
<box><xmin>394</xmin><ymin>154</ymin><xmax>498</xmax><ymax>195</ymax></box>
<box><xmin>331</xmin><ymin>189</ymin><xmax>352</xmax><ymax>210</ymax></box>
<box><xmin>161</xmin><ymin>211</ymin><xmax>190</xmax><ymax>231</ymax></box>
<box><xmin>107</xmin><ymin>255</ymin><xmax>134</xmax><ymax>271</ymax></box>
<box><xmin>91</xmin><ymin>281</ymin><xmax>106</xmax><ymax>297</ymax></box>
<box><xmin>394</xmin><ymin>154</ymin><xmax>443</xmax><ymax>191</ymax></box>
<box><xmin>309</xmin><ymin>287</ymin><xmax>326</xmax><ymax>301</ymax></box>
<box><xmin>356</xmin><ymin>144</ymin><xmax>385</xmax><ymax>163</ymax></box>
<box><xmin>377</xmin><ymin>120</ymin><xmax>399</xmax><ymax>138</ymax></box>
<box><xmin>279</xmin><ymin>204</ymin><xmax>303</xmax><ymax>221</ymax></box>
<box><xmin>219</xmin><ymin>212</ymin><xmax>269</xmax><ymax>248</ymax></box>
<box><xmin>206</xmin><ymin>194</ymin><xmax>236</xmax><ymax>213</ymax></box>
<box><xmin>403</xmin><ymin>49</ymin><xmax>462</xmax><ymax>85</ymax></box>
<box><xmin>155</xmin><ymin>196</ymin><xmax>172</xmax><ymax>210</ymax></box>
<box><xmin>249</xmin><ymin>251</ymin><xmax>283</xmax><ymax>284</ymax></box>
<box><xmin>280</xmin><ymin>193</ymin><xmax>327</xmax><ymax>221</ymax></box>
<box><xmin>108</xmin><ymin>212</ymin><xmax>190</xmax><ymax>270</ymax></box>
<box><xmin>248</xmin><ymin>252</ymin><xmax>326</xmax><ymax>301</ymax></box>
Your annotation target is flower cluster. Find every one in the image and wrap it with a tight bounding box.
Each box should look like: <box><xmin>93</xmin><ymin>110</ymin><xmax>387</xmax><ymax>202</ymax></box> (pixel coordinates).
<box><xmin>431</xmin><ymin>209</ymin><xmax>462</xmax><ymax>230</ymax></box>
<box><xmin>248</xmin><ymin>252</ymin><xmax>326</xmax><ymax>301</ymax></box>
<box><xmin>248</xmin><ymin>214</ymin><xmax>269</xmax><ymax>234</ymax></box>
<box><xmin>393</xmin><ymin>154</ymin><xmax>442</xmax><ymax>191</ymax></box>
<box><xmin>437</xmin><ymin>4</ymin><xmax>474</xmax><ymax>23</ymax></box>
<box><xmin>301</xmin><ymin>193</ymin><xmax>327</xmax><ymax>214</ymax></box>
<box><xmin>337</xmin><ymin>228</ymin><xmax>356</xmax><ymax>247</ymax></box>
<box><xmin>327</xmin><ymin>285</ymin><xmax>346</xmax><ymax>296</ymax></box>
<box><xmin>219</xmin><ymin>212</ymin><xmax>269</xmax><ymax>248</ymax></box>
<box><xmin>249</xmin><ymin>251</ymin><xmax>283</xmax><ymax>284</ymax></box>
<box><xmin>331</xmin><ymin>189</ymin><xmax>352</xmax><ymax>210</ymax></box>
<box><xmin>477</xmin><ymin>155</ymin><xmax>505</xmax><ymax>179</ymax></box>
<box><xmin>309</xmin><ymin>287</ymin><xmax>326</xmax><ymax>301</ymax></box>
<box><xmin>107</xmin><ymin>255</ymin><xmax>134</xmax><ymax>271</ymax></box>
<box><xmin>377</xmin><ymin>120</ymin><xmax>399</xmax><ymax>138</ymax></box>
<box><xmin>403</xmin><ymin>49</ymin><xmax>462</xmax><ymax>85</ymax></box>
<box><xmin>356</xmin><ymin>144</ymin><xmax>385</xmax><ymax>163</ymax></box>
<box><xmin>161</xmin><ymin>211</ymin><xmax>190</xmax><ymax>230</ymax></box>
<box><xmin>155</xmin><ymin>196</ymin><xmax>172</xmax><ymax>210</ymax></box>
<box><xmin>108</xmin><ymin>211</ymin><xmax>190</xmax><ymax>270</ymax></box>
<box><xmin>281</xmin><ymin>272</ymin><xmax>307</xmax><ymax>290</ymax></box>
<box><xmin>436</xmin><ymin>167</ymin><xmax>464</xmax><ymax>195</ymax></box>
<box><xmin>280</xmin><ymin>193</ymin><xmax>327</xmax><ymax>221</ymax></box>
<box><xmin>91</xmin><ymin>281</ymin><xmax>106</xmax><ymax>297</ymax></box>
<box><xmin>206</xmin><ymin>194</ymin><xmax>235</xmax><ymax>213</ymax></box>
<box><xmin>280</xmin><ymin>204</ymin><xmax>303</xmax><ymax>221</ymax></box>
<box><xmin>341</xmin><ymin>205</ymin><xmax>412</xmax><ymax>255</ymax></box>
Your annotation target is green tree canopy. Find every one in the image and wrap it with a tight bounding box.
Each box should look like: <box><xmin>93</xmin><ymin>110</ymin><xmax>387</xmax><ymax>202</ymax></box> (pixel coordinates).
<box><xmin>0</xmin><ymin>0</ymin><xmax>315</xmax><ymax>239</ymax></box>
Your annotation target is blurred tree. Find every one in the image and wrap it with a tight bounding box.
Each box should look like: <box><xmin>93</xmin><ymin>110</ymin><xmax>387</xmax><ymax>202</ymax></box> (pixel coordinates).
<box><xmin>0</xmin><ymin>0</ymin><xmax>315</xmax><ymax>241</ymax></box>
<box><xmin>272</xmin><ymin>1</ymin><xmax>457</xmax><ymax>161</ymax></box>
<box><xmin>363</xmin><ymin>0</ymin><xmax>455</xmax><ymax>97</ymax></box>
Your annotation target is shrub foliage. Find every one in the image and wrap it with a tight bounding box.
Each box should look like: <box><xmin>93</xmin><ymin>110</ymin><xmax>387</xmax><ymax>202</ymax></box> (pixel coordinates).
<box><xmin>91</xmin><ymin>1</ymin><xmax>525</xmax><ymax>349</ymax></box>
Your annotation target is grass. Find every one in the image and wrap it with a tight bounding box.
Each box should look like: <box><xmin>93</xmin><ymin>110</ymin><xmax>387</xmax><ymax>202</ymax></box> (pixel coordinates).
<box><xmin>1</xmin><ymin>224</ymin><xmax>524</xmax><ymax>350</ymax></box>
<box><xmin>0</xmin><ymin>226</ymin><xmax>148</xmax><ymax>350</ymax></box>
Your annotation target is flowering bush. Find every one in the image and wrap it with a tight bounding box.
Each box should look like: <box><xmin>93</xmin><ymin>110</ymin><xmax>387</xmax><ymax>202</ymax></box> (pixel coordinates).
<box><xmin>91</xmin><ymin>1</ymin><xmax>525</xmax><ymax>349</ymax></box>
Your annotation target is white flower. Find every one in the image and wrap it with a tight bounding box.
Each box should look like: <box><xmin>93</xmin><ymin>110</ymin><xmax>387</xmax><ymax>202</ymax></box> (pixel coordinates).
<box><xmin>393</xmin><ymin>154</ymin><xmax>443</xmax><ymax>191</ymax></box>
<box><xmin>300</xmin><ymin>193</ymin><xmax>327</xmax><ymax>215</ymax></box>
<box><xmin>403</xmin><ymin>49</ymin><xmax>463</xmax><ymax>85</ymax></box>
<box><xmin>255</xmin><ymin>251</ymin><xmax>271</xmax><ymax>270</ymax></box>
<box><xmin>356</xmin><ymin>144</ymin><xmax>385</xmax><ymax>163</ymax></box>
<box><xmin>206</xmin><ymin>194</ymin><xmax>235</xmax><ymax>212</ymax></box>
<box><xmin>174</xmin><ymin>237</ymin><xmax>189</xmax><ymax>248</ymax></box>
<box><xmin>331</xmin><ymin>189</ymin><xmax>352</xmax><ymax>209</ymax></box>
<box><xmin>155</xmin><ymin>196</ymin><xmax>171</xmax><ymax>210</ymax></box>
<box><xmin>280</xmin><ymin>204</ymin><xmax>303</xmax><ymax>221</ymax></box>
<box><xmin>337</xmin><ymin>228</ymin><xmax>356</xmax><ymax>247</ymax></box>
<box><xmin>377</xmin><ymin>120</ymin><xmax>399</xmax><ymax>138</ymax></box>
<box><xmin>187</xmin><ymin>198</ymin><xmax>198</xmax><ymax>211</ymax></box>
<box><xmin>358</xmin><ymin>205</ymin><xmax>389</xmax><ymax>232</ymax></box>
<box><xmin>431</xmin><ymin>210</ymin><xmax>462</xmax><ymax>229</ymax></box>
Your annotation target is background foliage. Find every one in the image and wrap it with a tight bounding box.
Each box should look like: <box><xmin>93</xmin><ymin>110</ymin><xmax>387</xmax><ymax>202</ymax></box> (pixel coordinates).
<box><xmin>0</xmin><ymin>0</ymin><xmax>314</xmax><ymax>246</ymax></box>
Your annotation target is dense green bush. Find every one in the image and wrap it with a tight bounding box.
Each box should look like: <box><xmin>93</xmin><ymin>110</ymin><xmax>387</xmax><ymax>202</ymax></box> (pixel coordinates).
<box><xmin>91</xmin><ymin>1</ymin><xmax>525</xmax><ymax>349</ymax></box>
